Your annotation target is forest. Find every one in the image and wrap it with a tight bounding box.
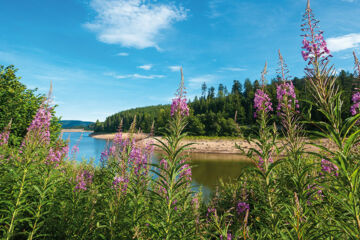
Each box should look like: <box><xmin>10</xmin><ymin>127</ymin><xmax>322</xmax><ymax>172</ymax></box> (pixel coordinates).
<box><xmin>94</xmin><ymin>70</ymin><xmax>357</xmax><ymax>136</ymax></box>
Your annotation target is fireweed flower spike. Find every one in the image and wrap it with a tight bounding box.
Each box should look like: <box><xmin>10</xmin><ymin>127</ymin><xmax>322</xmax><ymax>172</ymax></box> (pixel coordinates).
<box><xmin>254</xmin><ymin>62</ymin><xmax>273</xmax><ymax>118</ymax></box>
<box><xmin>301</xmin><ymin>0</ymin><xmax>338</xmax><ymax>126</ymax></box>
<box><xmin>46</xmin><ymin>143</ymin><xmax>69</xmax><ymax>167</ymax></box>
<box><xmin>21</xmin><ymin>83</ymin><xmax>55</xmax><ymax>149</ymax></box>
<box><xmin>276</xmin><ymin>50</ymin><xmax>299</xmax><ymax>114</ymax></box>
<box><xmin>254</xmin><ymin>90</ymin><xmax>273</xmax><ymax>118</ymax></box>
<box><xmin>112</xmin><ymin>176</ymin><xmax>129</xmax><ymax>194</ymax></box>
<box><xmin>171</xmin><ymin>67</ymin><xmax>189</xmax><ymax>117</ymax></box>
<box><xmin>351</xmin><ymin>52</ymin><xmax>360</xmax><ymax>115</ymax></box>
<box><xmin>22</xmin><ymin>104</ymin><xmax>52</xmax><ymax>147</ymax></box>
<box><xmin>320</xmin><ymin>159</ymin><xmax>339</xmax><ymax>177</ymax></box>
<box><xmin>74</xmin><ymin>170</ymin><xmax>93</xmax><ymax>191</ymax></box>
<box><xmin>301</xmin><ymin>0</ymin><xmax>331</xmax><ymax>66</ymax></box>
<box><xmin>237</xmin><ymin>202</ymin><xmax>250</xmax><ymax>215</ymax></box>
<box><xmin>252</xmin><ymin>62</ymin><xmax>275</xmax><ymax>172</ymax></box>
<box><xmin>0</xmin><ymin>120</ymin><xmax>11</xmax><ymax>146</ymax></box>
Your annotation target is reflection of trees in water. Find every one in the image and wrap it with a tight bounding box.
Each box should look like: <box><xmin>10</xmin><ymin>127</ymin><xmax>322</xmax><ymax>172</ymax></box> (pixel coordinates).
<box><xmin>151</xmin><ymin>153</ymin><xmax>252</xmax><ymax>191</ymax></box>
<box><xmin>191</xmin><ymin>159</ymin><xmax>252</xmax><ymax>190</ymax></box>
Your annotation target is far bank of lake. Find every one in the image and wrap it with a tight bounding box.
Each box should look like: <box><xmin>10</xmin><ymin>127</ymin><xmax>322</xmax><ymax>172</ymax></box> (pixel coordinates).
<box><xmin>89</xmin><ymin>132</ymin><xmax>335</xmax><ymax>155</ymax></box>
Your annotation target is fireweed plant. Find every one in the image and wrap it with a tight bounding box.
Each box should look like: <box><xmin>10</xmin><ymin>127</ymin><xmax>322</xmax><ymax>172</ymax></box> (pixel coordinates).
<box><xmin>149</xmin><ymin>68</ymin><xmax>198</xmax><ymax>239</ymax></box>
<box><xmin>0</xmin><ymin>95</ymin><xmax>69</xmax><ymax>240</ymax></box>
<box><xmin>299</xmin><ymin>0</ymin><xmax>360</xmax><ymax>238</ymax></box>
<box><xmin>234</xmin><ymin>62</ymin><xmax>284</xmax><ymax>239</ymax></box>
<box><xmin>1</xmin><ymin>1</ymin><xmax>360</xmax><ymax>239</ymax></box>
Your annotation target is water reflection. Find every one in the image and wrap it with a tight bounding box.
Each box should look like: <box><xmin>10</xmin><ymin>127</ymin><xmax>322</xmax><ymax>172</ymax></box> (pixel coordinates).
<box><xmin>62</xmin><ymin>131</ymin><xmax>253</xmax><ymax>199</ymax></box>
<box><xmin>152</xmin><ymin>152</ymin><xmax>253</xmax><ymax>200</ymax></box>
<box><xmin>190</xmin><ymin>153</ymin><xmax>252</xmax><ymax>190</ymax></box>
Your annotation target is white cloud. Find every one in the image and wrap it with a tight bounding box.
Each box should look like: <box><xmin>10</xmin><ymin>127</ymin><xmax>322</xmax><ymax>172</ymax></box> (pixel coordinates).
<box><xmin>220</xmin><ymin>67</ymin><xmax>246</xmax><ymax>72</ymax></box>
<box><xmin>84</xmin><ymin>0</ymin><xmax>187</xmax><ymax>49</ymax></box>
<box><xmin>341</xmin><ymin>0</ymin><xmax>355</xmax><ymax>2</ymax></box>
<box><xmin>107</xmin><ymin>72</ymin><xmax>164</xmax><ymax>79</ymax></box>
<box><xmin>132</xmin><ymin>73</ymin><xmax>163</xmax><ymax>79</ymax></box>
<box><xmin>327</xmin><ymin>33</ymin><xmax>360</xmax><ymax>52</ymax></box>
<box><xmin>168</xmin><ymin>65</ymin><xmax>181</xmax><ymax>72</ymax></box>
<box><xmin>188</xmin><ymin>74</ymin><xmax>217</xmax><ymax>88</ymax></box>
<box><xmin>117</xmin><ymin>52</ymin><xmax>129</xmax><ymax>56</ymax></box>
<box><xmin>137</xmin><ymin>64</ymin><xmax>153</xmax><ymax>70</ymax></box>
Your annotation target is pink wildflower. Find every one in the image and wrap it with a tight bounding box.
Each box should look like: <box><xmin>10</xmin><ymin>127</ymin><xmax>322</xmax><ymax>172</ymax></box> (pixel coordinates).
<box><xmin>0</xmin><ymin>121</ymin><xmax>11</xmax><ymax>146</ymax></box>
<box><xmin>179</xmin><ymin>162</ymin><xmax>192</xmax><ymax>181</ymax></box>
<box><xmin>160</xmin><ymin>158</ymin><xmax>168</xmax><ymax>169</ymax></box>
<box><xmin>171</xmin><ymin>97</ymin><xmax>189</xmax><ymax>117</ymax></box>
<box><xmin>320</xmin><ymin>159</ymin><xmax>339</xmax><ymax>177</ymax></box>
<box><xmin>23</xmin><ymin>105</ymin><xmax>52</xmax><ymax>147</ymax></box>
<box><xmin>171</xmin><ymin>67</ymin><xmax>189</xmax><ymax>117</ymax></box>
<box><xmin>254</xmin><ymin>89</ymin><xmax>273</xmax><ymax>118</ymax></box>
<box><xmin>237</xmin><ymin>202</ymin><xmax>250</xmax><ymax>214</ymax></box>
<box><xmin>113</xmin><ymin>176</ymin><xmax>129</xmax><ymax>194</ymax></box>
<box><xmin>46</xmin><ymin>143</ymin><xmax>69</xmax><ymax>167</ymax></box>
<box><xmin>74</xmin><ymin>170</ymin><xmax>93</xmax><ymax>191</ymax></box>
<box><xmin>276</xmin><ymin>81</ymin><xmax>299</xmax><ymax>114</ymax></box>
<box><xmin>351</xmin><ymin>92</ymin><xmax>360</xmax><ymax>116</ymax></box>
<box><xmin>301</xmin><ymin>0</ymin><xmax>332</xmax><ymax>65</ymax></box>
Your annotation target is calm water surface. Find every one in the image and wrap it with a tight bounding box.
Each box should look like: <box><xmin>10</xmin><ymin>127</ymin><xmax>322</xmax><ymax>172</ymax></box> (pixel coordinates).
<box><xmin>62</xmin><ymin>132</ymin><xmax>252</xmax><ymax>198</ymax></box>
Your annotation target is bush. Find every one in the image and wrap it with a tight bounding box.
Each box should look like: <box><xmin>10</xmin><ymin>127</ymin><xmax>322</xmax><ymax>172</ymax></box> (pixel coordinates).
<box><xmin>0</xmin><ymin>65</ymin><xmax>61</xmax><ymax>145</ymax></box>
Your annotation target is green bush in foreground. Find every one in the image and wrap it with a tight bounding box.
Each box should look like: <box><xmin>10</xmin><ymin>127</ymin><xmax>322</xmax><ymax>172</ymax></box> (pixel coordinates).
<box><xmin>0</xmin><ymin>65</ymin><xmax>62</xmax><ymax>146</ymax></box>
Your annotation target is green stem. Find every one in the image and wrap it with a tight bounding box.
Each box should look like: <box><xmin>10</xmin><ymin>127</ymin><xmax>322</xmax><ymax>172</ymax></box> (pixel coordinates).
<box><xmin>7</xmin><ymin>168</ymin><xmax>28</xmax><ymax>240</ymax></box>
<box><xmin>28</xmin><ymin>170</ymin><xmax>51</xmax><ymax>240</ymax></box>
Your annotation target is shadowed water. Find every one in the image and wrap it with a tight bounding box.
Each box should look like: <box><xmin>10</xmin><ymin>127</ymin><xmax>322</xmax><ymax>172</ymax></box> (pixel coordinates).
<box><xmin>62</xmin><ymin>131</ymin><xmax>253</xmax><ymax>198</ymax></box>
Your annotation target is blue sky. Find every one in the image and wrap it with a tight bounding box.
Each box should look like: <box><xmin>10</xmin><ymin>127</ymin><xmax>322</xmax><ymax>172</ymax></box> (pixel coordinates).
<box><xmin>0</xmin><ymin>0</ymin><xmax>360</xmax><ymax>121</ymax></box>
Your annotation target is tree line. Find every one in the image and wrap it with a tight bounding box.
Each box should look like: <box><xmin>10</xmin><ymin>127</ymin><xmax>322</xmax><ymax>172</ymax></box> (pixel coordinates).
<box><xmin>93</xmin><ymin>70</ymin><xmax>356</xmax><ymax>136</ymax></box>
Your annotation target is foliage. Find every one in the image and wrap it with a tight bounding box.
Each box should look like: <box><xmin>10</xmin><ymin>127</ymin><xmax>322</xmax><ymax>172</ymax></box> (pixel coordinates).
<box><xmin>0</xmin><ymin>65</ymin><xmax>62</xmax><ymax>145</ymax></box>
<box><xmin>94</xmin><ymin>70</ymin><xmax>357</xmax><ymax>137</ymax></box>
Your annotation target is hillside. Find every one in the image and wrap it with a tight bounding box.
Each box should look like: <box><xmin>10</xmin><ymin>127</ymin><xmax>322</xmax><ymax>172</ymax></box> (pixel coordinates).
<box><xmin>60</xmin><ymin>120</ymin><xmax>94</xmax><ymax>129</ymax></box>
<box><xmin>93</xmin><ymin>70</ymin><xmax>356</xmax><ymax>136</ymax></box>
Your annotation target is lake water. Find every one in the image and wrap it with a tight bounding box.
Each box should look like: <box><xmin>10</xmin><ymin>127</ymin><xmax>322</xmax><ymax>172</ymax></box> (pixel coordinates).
<box><xmin>62</xmin><ymin>131</ymin><xmax>252</xmax><ymax>199</ymax></box>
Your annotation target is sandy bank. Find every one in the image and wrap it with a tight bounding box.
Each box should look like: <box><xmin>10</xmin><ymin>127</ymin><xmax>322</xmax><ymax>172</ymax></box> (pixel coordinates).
<box><xmin>90</xmin><ymin>132</ymin><xmax>148</xmax><ymax>141</ymax></box>
<box><xmin>89</xmin><ymin>132</ymin><xmax>335</xmax><ymax>155</ymax></box>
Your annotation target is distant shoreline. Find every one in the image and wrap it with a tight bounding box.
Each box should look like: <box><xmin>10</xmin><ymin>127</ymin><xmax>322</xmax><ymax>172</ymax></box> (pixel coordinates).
<box><xmin>89</xmin><ymin>132</ymin><xmax>336</xmax><ymax>155</ymax></box>
<box><xmin>61</xmin><ymin>129</ymin><xmax>93</xmax><ymax>133</ymax></box>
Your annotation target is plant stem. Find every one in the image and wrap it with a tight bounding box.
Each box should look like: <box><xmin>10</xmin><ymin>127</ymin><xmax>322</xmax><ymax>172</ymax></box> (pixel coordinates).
<box><xmin>7</xmin><ymin>167</ymin><xmax>28</xmax><ymax>240</ymax></box>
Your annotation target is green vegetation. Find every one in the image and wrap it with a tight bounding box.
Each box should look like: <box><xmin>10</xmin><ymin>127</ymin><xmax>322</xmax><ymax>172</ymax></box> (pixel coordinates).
<box><xmin>60</xmin><ymin>120</ymin><xmax>95</xmax><ymax>130</ymax></box>
<box><xmin>94</xmin><ymin>70</ymin><xmax>356</xmax><ymax>137</ymax></box>
<box><xmin>0</xmin><ymin>65</ymin><xmax>62</xmax><ymax>145</ymax></box>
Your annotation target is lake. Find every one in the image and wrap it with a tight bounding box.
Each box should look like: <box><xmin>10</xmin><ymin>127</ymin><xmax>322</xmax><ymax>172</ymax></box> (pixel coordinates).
<box><xmin>62</xmin><ymin>131</ymin><xmax>252</xmax><ymax>198</ymax></box>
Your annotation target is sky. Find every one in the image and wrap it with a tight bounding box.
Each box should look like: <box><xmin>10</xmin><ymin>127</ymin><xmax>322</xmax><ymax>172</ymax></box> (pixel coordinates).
<box><xmin>0</xmin><ymin>0</ymin><xmax>360</xmax><ymax>121</ymax></box>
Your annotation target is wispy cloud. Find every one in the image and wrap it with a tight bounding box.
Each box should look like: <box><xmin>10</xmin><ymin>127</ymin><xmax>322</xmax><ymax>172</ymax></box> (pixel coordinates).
<box><xmin>137</xmin><ymin>64</ymin><xmax>153</xmax><ymax>70</ymax></box>
<box><xmin>84</xmin><ymin>0</ymin><xmax>187</xmax><ymax>49</ymax></box>
<box><xmin>341</xmin><ymin>0</ymin><xmax>355</xmax><ymax>2</ymax></box>
<box><xmin>208</xmin><ymin>0</ymin><xmax>223</xmax><ymax>18</ymax></box>
<box><xmin>168</xmin><ymin>65</ymin><xmax>181</xmax><ymax>72</ymax></box>
<box><xmin>188</xmin><ymin>74</ymin><xmax>217</xmax><ymax>88</ymax></box>
<box><xmin>116</xmin><ymin>52</ymin><xmax>129</xmax><ymax>56</ymax></box>
<box><xmin>220</xmin><ymin>67</ymin><xmax>246</xmax><ymax>72</ymax></box>
<box><xmin>327</xmin><ymin>33</ymin><xmax>360</xmax><ymax>52</ymax></box>
<box><xmin>106</xmin><ymin>72</ymin><xmax>164</xmax><ymax>79</ymax></box>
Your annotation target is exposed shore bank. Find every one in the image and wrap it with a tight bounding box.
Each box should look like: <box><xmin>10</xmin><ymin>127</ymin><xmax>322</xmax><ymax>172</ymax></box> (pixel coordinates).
<box><xmin>89</xmin><ymin>132</ymin><xmax>336</xmax><ymax>155</ymax></box>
